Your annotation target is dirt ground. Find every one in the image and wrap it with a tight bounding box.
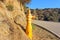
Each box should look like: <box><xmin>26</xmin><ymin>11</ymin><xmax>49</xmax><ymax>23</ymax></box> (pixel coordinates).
<box><xmin>32</xmin><ymin>24</ymin><xmax>60</xmax><ymax>40</ymax></box>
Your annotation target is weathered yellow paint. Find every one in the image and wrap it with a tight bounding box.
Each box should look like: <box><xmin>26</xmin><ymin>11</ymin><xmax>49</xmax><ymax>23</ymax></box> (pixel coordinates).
<box><xmin>26</xmin><ymin>8</ymin><xmax>32</xmax><ymax>40</ymax></box>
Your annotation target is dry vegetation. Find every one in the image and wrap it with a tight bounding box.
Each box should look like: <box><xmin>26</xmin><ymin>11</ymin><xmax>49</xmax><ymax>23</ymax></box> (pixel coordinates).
<box><xmin>32</xmin><ymin>24</ymin><xmax>60</xmax><ymax>40</ymax></box>
<box><xmin>0</xmin><ymin>0</ymin><xmax>29</xmax><ymax>40</ymax></box>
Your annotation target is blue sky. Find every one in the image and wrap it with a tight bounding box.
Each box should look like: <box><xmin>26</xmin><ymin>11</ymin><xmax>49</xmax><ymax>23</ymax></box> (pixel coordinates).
<box><xmin>26</xmin><ymin>0</ymin><xmax>60</xmax><ymax>9</ymax></box>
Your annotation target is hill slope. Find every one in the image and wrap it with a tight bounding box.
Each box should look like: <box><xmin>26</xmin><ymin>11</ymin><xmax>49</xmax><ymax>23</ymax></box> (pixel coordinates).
<box><xmin>0</xmin><ymin>0</ymin><xmax>29</xmax><ymax>40</ymax></box>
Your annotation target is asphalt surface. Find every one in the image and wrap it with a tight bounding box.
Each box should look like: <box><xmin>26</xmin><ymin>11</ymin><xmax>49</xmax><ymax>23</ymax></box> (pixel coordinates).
<box><xmin>32</xmin><ymin>20</ymin><xmax>60</xmax><ymax>38</ymax></box>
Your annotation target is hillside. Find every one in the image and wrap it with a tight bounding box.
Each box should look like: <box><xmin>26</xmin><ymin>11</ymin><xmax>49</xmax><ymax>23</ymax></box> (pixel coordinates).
<box><xmin>30</xmin><ymin>8</ymin><xmax>60</xmax><ymax>22</ymax></box>
<box><xmin>0</xmin><ymin>0</ymin><xmax>29</xmax><ymax>40</ymax></box>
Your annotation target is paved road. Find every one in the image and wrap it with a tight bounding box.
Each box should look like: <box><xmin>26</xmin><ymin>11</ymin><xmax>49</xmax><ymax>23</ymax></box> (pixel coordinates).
<box><xmin>32</xmin><ymin>20</ymin><xmax>60</xmax><ymax>38</ymax></box>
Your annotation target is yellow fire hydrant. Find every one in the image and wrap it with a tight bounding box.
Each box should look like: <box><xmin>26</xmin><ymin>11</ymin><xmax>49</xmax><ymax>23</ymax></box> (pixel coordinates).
<box><xmin>26</xmin><ymin>8</ymin><xmax>33</xmax><ymax>40</ymax></box>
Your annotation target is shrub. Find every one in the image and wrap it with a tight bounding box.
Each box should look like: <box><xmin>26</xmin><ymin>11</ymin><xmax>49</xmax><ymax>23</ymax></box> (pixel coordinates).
<box><xmin>6</xmin><ymin>5</ymin><xmax>14</xmax><ymax>11</ymax></box>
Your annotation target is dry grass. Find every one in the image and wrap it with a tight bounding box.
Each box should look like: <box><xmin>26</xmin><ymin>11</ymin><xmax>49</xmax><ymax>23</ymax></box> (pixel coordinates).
<box><xmin>32</xmin><ymin>24</ymin><xmax>60</xmax><ymax>40</ymax></box>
